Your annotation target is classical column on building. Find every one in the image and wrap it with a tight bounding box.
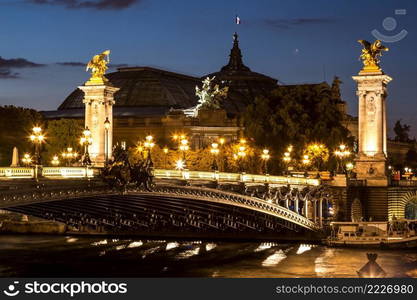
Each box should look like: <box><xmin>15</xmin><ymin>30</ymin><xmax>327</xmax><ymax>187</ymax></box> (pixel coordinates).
<box><xmin>79</xmin><ymin>50</ymin><xmax>119</xmax><ymax>167</ymax></box>
<box><xmin>352</xmin><ymin>40</ymin><xmax>391</xmax><ymax>186</ymax></box>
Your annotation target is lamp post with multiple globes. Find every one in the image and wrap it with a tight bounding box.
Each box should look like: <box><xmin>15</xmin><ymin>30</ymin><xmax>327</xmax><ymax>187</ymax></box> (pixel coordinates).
<box><xmin>104</xmin><ymin>117</ymin><xmax>111</xmax><ymax>166</ymax></box>
<box><xmin>260</xmin><ymin>149</ymin><xmax>270</xmax><ymax>175</ymax></box>
<box><xmin>30</xmin><ymin>126</ymin><xmax>45</xmax><ymax>180</ymax></box>
<box><xmin>80</xmin><ymin>127</ymin><xmax>92</xmax><ymax>166</ymax></box>
<box><xmin>21</xmin><ymin>153</ymin><xmax>32</xmax><ymax>166</ymax></box>
<box><xmin>210</xmin><ymin>142</ymin><xmax>220</xmax><ymax>171</ymax></box>
<box><xmin>144</xmin><ymin>135</ymin><xmax>155</xmax><ymax>165</ymax></box>
<box><xmin>334</xmin><ymin>144</ymin><xmax>351</xmax><ymax>174</ymax></box>
<box><xmin>61</xmin><ymin>147</ymin><xmax>78</xmax><ymax>166</ymax></box>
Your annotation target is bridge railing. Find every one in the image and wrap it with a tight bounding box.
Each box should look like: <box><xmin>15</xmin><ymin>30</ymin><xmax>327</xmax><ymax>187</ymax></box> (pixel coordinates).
<box><xmin>155</xmin><ymin>169</ymin><xmax>320</xmax><ymax>186</ymax></box>
<box><xmin>0</xmin><ymin>167</ymin><xmax>319</xmax><ymax>186</ymax></box>
<box><xmin>0</xmin><ymin>167</ymin><xmax>34</xmax><ymax>179</ymax></box>
<box><xmin>0</xmin><ymin>167</ymin><xmax>94</xmax><ymax>179</ymax></box>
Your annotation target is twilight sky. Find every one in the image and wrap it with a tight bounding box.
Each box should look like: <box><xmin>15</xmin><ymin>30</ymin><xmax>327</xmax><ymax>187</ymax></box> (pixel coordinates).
<box><xmin>0</xmin><ymin>0</ymin><xmax>416</xmax><ymax>137</ymax></box>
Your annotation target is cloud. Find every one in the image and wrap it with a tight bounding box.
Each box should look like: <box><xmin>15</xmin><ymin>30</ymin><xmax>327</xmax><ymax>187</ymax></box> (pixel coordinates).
<box><xmin>56</xmin><ymin>62</ymin><xmax>85</xmax><ymax>66</ymax></box>
<box><xmin>264</xmin><ymin>17</ymin><xmax>336</xmax><ymax>30</ymax></box>
<box><xmin>26</xmin><ymin>0</ymin><xmax>140</xmax><ymax>10</ymax></box>
<box><xmin>0</xmin><ymin>69</ymin><xmax>19</xmax><ymax>79</ymax></box>
<box><xmin>0</xmin><ymin>56</ymin><xmax>45</xmax><ymax>68</ymax></box>
<box><xmin>0</xmin><ymin>56</ymin><xmax>44</xmax><ymax>79</ymax></box>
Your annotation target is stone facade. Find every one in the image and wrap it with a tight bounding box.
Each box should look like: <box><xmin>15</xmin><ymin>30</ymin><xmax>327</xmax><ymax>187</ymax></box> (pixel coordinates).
<box><xmin>79</xmin><ymin>84</ymin><xmax>119</xmax><ymax>167</ymax></box>
<box><xmin>352</xmin><ymin>71</ymin><xmax>392</xmax><ymax>186</ymax></box>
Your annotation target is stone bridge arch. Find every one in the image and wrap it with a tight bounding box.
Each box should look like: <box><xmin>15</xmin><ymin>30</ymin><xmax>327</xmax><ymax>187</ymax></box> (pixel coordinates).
<box><xmin>388</xmin><ymin>190</ymin><xmax>417</xmax><ymax>220</ymax></box>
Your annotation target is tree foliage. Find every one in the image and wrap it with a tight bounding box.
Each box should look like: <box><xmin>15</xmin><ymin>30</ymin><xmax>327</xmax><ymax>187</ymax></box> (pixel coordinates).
<box><xmin>0</xmin><ymin>105</ymin><xmax>43</xmax><ymax>165</ymax></box>
<box><xmin>243</xmin><ymin>83</ymin><xmax>353</xmax><ymax>171</ymax></box>
<box><xmin>43</xmin><ymin>119</ymin><xmax>84</xmax><ymax>161</ymax></box>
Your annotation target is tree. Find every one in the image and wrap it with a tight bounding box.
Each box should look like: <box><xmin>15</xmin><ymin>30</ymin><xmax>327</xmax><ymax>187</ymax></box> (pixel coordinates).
<box><xmin>0</xmin><ymin>105</ymin><xmax>43</xmax><ymax>165</ymax></box>
<box><xmin>243</xmin><ymin>83</ymin><xmax>353</xmax><ymax>171</ymax></box>
<box><xmin>303</xmin><ymin>143</ymin><xmax>330</xmax><ymax>171</ymax></box>
<box><xmin>393</xmin><ymin>120</ymin><xmax>411</xmax><ymax>143</ymax></box>
<box><xmin>43</xmin><ymin>119</ymin><xmax>84</xmax><ymax>162</ymax></box>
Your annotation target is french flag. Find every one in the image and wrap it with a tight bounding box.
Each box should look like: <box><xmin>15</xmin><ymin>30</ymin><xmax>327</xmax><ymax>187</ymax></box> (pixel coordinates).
<box><xmin>235</xmin><ymin>15</ymin><xmax>241</xmax><ymax>25</ymax></box>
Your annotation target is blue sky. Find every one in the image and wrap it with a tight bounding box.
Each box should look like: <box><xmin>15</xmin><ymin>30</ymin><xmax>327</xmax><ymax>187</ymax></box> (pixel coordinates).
<box><xmin>0</xmin><ymin>0</ymin><xmax>416</xmax><ymax>137</ymax></box>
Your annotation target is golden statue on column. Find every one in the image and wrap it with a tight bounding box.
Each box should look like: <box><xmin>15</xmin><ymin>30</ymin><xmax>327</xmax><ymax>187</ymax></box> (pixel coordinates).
<box><xmin>86</xmin><ymin>50</ymin><xmax>111</xmax><ymax>85</ymax></box>
<box><xmin>353</xmin><ymin>39</ymin><xmax>392</xmax><ymax>186</ymax></box>
<box><xmin>80</xmin><ymin>49</ymin><xmax>119</xmax><ymax>167</ymax></box>
<box><xmin>357</xmin><ymin>40</ymin><xmax>389</xmax><ymax>73</ymax></box>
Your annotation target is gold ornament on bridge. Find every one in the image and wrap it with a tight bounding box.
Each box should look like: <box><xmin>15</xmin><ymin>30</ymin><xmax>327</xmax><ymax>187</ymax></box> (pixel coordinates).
<box><xmin>86</xmin><ymin>50</ymin><xmax>111</xmax><ymax>85</ymax></box>
<box><xmin>358</xmin><ymin>40</ymin><xmax>389</xmax><ymax>73</ymax></box>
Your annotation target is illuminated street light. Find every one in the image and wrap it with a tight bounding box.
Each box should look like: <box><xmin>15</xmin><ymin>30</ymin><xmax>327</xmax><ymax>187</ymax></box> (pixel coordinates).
<box><xmin>178</xmin><ymin>137</ymin><xmax>189</xmax><ymax>168</ymax></box>
<box><xmin>210</xmin><ymin>142</ymin><xmax>220</xmax><ymax>171</ymax></box>
<box><xmin>302</xmin><ymin>154</ymin><xmax>310</xmax><ymax>165</ymax></box>
<box><xmin>30</xmin><ymin>126</ymin><xmax>45</xmax><ymax>166</ymax></box>
<box><xmin>61</xmin><ymin>147</ymin><xmax>78</xmax><ymax>166</ymax></box>
<box><xmin>21</xmin><ymin>153</ymin><xmax>32</xmax><ymax>166</ymax></box>
<box><xmin>80</xmin><ymin>127</ymin><xmax>92</xmax><ymax>166</ymax></box>
<box><xmin>163</xmin><ymin>147</ymin><xmax>169</xmax><ymax>169</ymax></box>
<box><xmin>334</xmin><ymin>144</ymin><xmax>351</xmax><ymax>174</ymax></box>
<box><xmin>175</xmin><ymin>159</ymin><xmax>185</xmax><ymax>170</ymax></box>
<box><xmin>30</xmin><ymin>126</ymin><xmax>45</xmax><ymax>180</ymax></box>
<box><xmin>261</xmin><ymin>149</ymin><xmax>270</xmax><ymax>174</ymax></box>
<box><xmin>144</xmin><ymin>135</ymin><xmax>155</xmax><ymax>164</ymax></box>
<box><xmin>104</xmin><ymin>117</ymin><xmax>111</xmax><ymax>166</ymax></box>
<box><xmin>51</xmin><ymin>155</ymin><xmax>60</xmax><ymax>166</ymax></box>
<box><xmin>219</xmin><ymin>137</ymin><xmax>225</xmax><ymax>146</ymax></box>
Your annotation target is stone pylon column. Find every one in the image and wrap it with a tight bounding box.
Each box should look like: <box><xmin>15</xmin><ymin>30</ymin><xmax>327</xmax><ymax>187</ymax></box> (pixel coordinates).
<box><xmin>352</xmin><ymin>70</ymin><xmax>392</xmax><ymax>186</ymax></box>
<box><xmin>79</xmin><ymin>83</ymin><xmax>119</xmax><ymax>167</ymax></box>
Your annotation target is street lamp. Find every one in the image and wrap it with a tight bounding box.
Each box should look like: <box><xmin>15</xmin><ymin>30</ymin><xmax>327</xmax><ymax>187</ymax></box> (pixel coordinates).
<box><xmin>210</xmin><ymin>142</ymin><xmax>220</xmax><ymax>171</ymax></box>
<box><xmin>21</xmin><ymin>153</ymin><xmax>32</xmax><ymax>166</ymax></box>
<box><xmin>334</xmin><ymin>144</ymin><xmax>351</xmax><ymax>174</ymax></box>
<box><xmin>30</xmin><ymin>126</ymin><xmax>45</xmax><ymax>166</ymax></box>
<box><xmin>302</xmin><ymin>154</ymin><xmax>310</xmax><ymax>166</ymax></box>
<box><xmin>282</xmin><ymin>145</ymin><xmax>293</xmax><ymax>175</ymax></box>
<box><xmin>80</xmin><ymin>127</ymin><xmax>92</xmax><ymax>166</ymax></box>
<box><xmin>235</xmin><ymin>143</ymin><xmax>247</xmax><ymax>173</ymax></box>
<box><xmin>30</xmin><ymin>126</ymin><xmax>45</xmax><ymax>181</ymax></box>
<box><xmin>51</xmin><ymin>155</ymin><xmax>60</xmax><ymax>166</ymax></box>
<box><xmin>163</xmin><ymin>147</ymin><xmax>169</xmax><ymax>169</ymax></box>
<box><xmin>179</xmin><ymin>137</ymin><xmax>189</xmax><ymax>168</ymax></box>
<box><xmin>175</xmin><ymin>159</ymin><xmax>185</xmax><ymax>170</ymax></box>
<box><xmin>104</xmin><ymin>117</ymin><xmax>111</xmax><ymax>166</ymax></box>
<box><xmin>261</xmin><ymin>149</ymin><xmax>270</xmax><ymax>175</ymax></box>
<box><xmin>144</xmin><ymin>135</ymin><xmax>155</xmax><ymax>164</ymax></box>
<box><xmin>61</xmin><ymin>147</ymin><xmax>78</xmax><ymax>166</ymax></box>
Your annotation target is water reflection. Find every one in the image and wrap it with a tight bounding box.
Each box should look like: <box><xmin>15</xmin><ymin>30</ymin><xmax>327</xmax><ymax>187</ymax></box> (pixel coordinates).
<box><xmin>0</xmin><ymin>235</ymin><xmax>415</xmax><ymax>278</ymax></box>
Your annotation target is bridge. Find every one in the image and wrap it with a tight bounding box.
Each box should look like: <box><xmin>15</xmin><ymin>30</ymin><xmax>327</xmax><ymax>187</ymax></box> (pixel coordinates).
<box><xmin>0</xmin><ymin>167</ymin><xmax>329</xmax><ymax>239</ymax></box>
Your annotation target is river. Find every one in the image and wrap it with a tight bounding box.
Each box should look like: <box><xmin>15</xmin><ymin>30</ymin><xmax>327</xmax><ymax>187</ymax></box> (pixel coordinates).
<box><xmin>0</xmin><ymin>235</ymin><xmax>416</xmax><ymax>277</ymax></box>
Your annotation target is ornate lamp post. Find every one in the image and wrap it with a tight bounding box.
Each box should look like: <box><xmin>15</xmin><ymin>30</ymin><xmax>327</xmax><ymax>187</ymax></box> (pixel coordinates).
<box><xmin>236</xmin><ymin>143</ymin><xmax>247</xmax><ymax>173</ymax></box>
<box><xmin>21</xmin><ymin>153</ymin><xmax>32</xmax><ymax>166</ymax></box>
<box><xmin>144</xmin><ymin>135</ymin><xmax>155</xmax><ymax>165</ymax></box>
<box><xmin>261</xmin><ymin>148</ymin><xmax>270</xmax><ymax>175</ymax></box>
<box><xmin>80</xmin><ymin>127</ymin><xmax>92</xmax><ymax>166</ymax></box>
<box><xmin>30</xmin><ymin>126</ymin><xmax>45</xmax><ymax>180</ymax></box>
<box><xmin>51</xmin><ymin>155</ymin><xmax>60</xmax><ymax>166</ymax></box>
<box><xmin>104</xmin><ymin>117</ymin><xmax>111</xmax><ymax>166</ymax></box>
<box><xmin>179</xmin><ymin>137</ymin><xmax>189</xmax><ymax>168</ymax></box>
<box><xmin>163</xmin><ymin>147</ymin><xmax>169</xmax><ymax>169</ymax></box>
<box><xmin>283</xmin><ymin>146</ymin><xmax>293</xmax><ymax>176</ymax></box>
<box><xmin>302</xmin><ymin>154</ymin><xmax>311</xmax><ymax>171</ymax></box>
<box><xmin>210</xmin><ymin>142</ymin><xmax>220</xmax><ymax>171</ymax></box>
<box><xmin>334</xmin><ymin>144</ymin><xmax>351</xmax><ymax>174</ymax></box>
<box><xmin>61</xmin><ymin>147</ymin><xmax>78</xmax><ymax>166</ymax></box>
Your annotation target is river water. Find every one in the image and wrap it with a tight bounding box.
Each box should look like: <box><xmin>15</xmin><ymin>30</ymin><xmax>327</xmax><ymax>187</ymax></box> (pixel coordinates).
<box><xmin>0</xmin><ymin>235</ymin><xmax>416</xmax><ymax>278</ymax></box>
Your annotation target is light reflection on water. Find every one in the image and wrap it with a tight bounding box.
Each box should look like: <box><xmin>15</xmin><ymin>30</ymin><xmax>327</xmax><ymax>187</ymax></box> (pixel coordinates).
<box><xmin>0</xmin><ymin>235</ymin><xmax>416</xmax><ymax>278</ymax></box>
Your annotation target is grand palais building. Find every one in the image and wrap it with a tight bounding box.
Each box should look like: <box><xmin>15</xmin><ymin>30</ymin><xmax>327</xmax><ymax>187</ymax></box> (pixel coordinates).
<box><xmin>42</xmin><ymin>33</ymin><xmax>409</xmax><ymax>160</ymax></box>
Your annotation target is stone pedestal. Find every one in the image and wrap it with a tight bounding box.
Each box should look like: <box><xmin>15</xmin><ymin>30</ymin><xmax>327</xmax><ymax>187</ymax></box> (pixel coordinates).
<box><xmin>352</xmin><ymin>71</ymin><xmax>392</xmax><ymax>186</ymax></box>
<box><xmin>79</xmin><ymin>83</ymin><xmax>119</xmax><ymax>167</ymax></box>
